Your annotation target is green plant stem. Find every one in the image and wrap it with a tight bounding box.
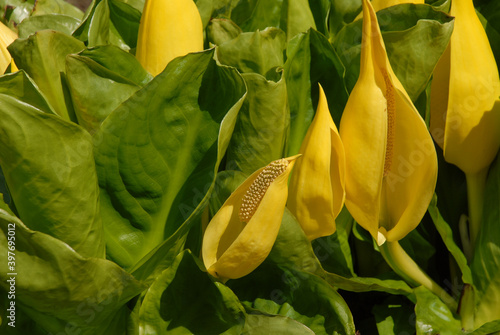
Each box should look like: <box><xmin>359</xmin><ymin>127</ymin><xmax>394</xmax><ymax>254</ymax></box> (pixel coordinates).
<box><xmin>466</xmin><ymin>169</ymin><xmax>488</xmax><ymax>253</ymax></box>
<box><xmin>379</xmin><ymin>240</ymin><xmax>458</xmax><ymax>312</ymax></box>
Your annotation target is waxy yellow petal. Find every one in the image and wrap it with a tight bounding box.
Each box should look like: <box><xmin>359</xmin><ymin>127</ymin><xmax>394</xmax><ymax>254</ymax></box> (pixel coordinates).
<box><xmin>202</xmin><ymin>155</ymin><xmax>299</xmax><ymax>280</ymax></box>
<box><xmin>136</xmin><ymin>0</ymin><xmax>203</xmax><ymax>76</ymax></box>
<box><xmin>288</xmin><ymin>84</ymin><xmax>345</xmax><ymax>240</ymax></box>
<box><xmin>0</xmin><ymin>22</ymin><xmax>17</xmax><ymax>74</ymax></box>
<box><xmin>430</xmin><ymin>0</ymin><xmax>500</xmax><ymax>175</ymax></box>
<box><xmin>340</xmin><ymin>0</ymin><xmax>437</xmax><ymax>244</ymax></box>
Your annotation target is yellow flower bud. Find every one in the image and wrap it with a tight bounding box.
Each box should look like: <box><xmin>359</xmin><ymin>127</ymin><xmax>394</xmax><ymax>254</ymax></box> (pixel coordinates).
<box><xmin>136</xmin><ymin>0</ymin><xmax>204</xmax><ymax>76</ymax></box>
<box><xmin>288</xmin><ymin>84</ymin><xmax>345</xmax><ymax>240</ymax></box>
<box><xmin>0</xmin><ymin>22</ymin><xmax>18</xmax><ymax>74</ymax></box>
<box><xmin>340</xmin><ymin>0</ymin><xmax>438</xmax><ymax>245</ymax></box>
<box><xmin>430</xmin><ymin>0</ymin><xmax>500</xmax><ymax>175</ymax></box>
<box><xmin>202</xmin><ymin>155</ymin><xmax>300</xmax><ymax>281</ymax></box>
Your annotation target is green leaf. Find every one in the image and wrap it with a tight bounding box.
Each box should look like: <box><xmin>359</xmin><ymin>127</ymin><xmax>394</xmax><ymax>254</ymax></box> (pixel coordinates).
<box><xmin>137</xmin><ymin>250</ymin><xmax>246</xmax><ymax>334</ymax></box>
<box><xmin>225</xmin><ymin>71</ymin><xmax>289</xmax><ymax>175</ymax></box>
<box><xmin>333</xmin><ymin>3</ymin><xmax>454</xmax><ymax>101</ymax></box>
<box><xmin>470</xmin><ymin>319</ymin><xmax>500</xmax><ymax>335</ymax></box>
<box><xmin>0</xmin><ymin>71</ymin><xmax>56</xmax><ymax>115</ymax></box>
<box><xmin>0</xmin><ymin>210</ymin><xmax>144</xmax><ymax>335</ymax></box>
<box><xmin>327</xmin><ymin>0</ymin><xmax>361</xmax><ymax>40</ymax></box>
<box><xmin>428</xmin><ymin>194</ymin><xmax>473</xmax><ymax>286</ymax></box>
<box><xmin>228</xmin><ymin>262</ymin><xmax>356</xmax><ymax>335</ymax></box>
<box><xmin>18</xmin><ymin>14</ymin><xmax>82</xmax><ymax>38</ymax></box>
<box><xmin>73</xmin><ymin>0</ymin><xmax>140</xmax><ymax>50</ymax></box>
<box><xmin>284</xmin><ymin>28</ymin><xmax>347</xmax><ymax>155</ymax></box>
<box><xmin>94</xmin><ymin>49</ymin><xmax>246</xmax><ymax>269</ymax></box>
<box><xmin>207</xmin><ymin>18</ymin><xmax>242</xmax><ymax>46</ymax></box>
<box><xmin>0</xmin><ymin>93</ymin><xmax>104</xmax><ymax>258</ymax></box>
<box><xmin>216</xmin><ymin>27</ymin><xmax>286</xmax><ymax>77</ymax></box>
<box><xmin>32</xmin><ymin>0</ymin><xmax>84</xmax><ymax>18</ymax></box>
<box><xmin>372</xmin><ymin>300</ymin><xmax>415</xmax><ymax>335</ymax></box>
<box><xmin>471</xmin><ymin>154</ymin><xmax>500</xmax><ymax>328</ymax></box>
<box><xmin>8</xmin><ymin>30</ymin><xmax>85</xmax><ymax>121</ymax></box>
<box><xmin>66</xmin><ymin>45</ymin><xmax>151</xmax><ymax>133</ymax></box>
<box><xmin>242</xmin><ymin>314</ymin><xmax>316</xmax><ymax>334</ymax></box>
<box><xmin>414</xmin><ymin>286</ymin><xmax>462</xmax><ymax>335</ymax></box>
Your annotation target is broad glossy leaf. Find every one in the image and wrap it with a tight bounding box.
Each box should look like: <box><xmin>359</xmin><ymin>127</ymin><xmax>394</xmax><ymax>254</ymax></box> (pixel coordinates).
<box><xmin>414</xmin><ymin>286</ymin><xmax>462</xmax><ymax>335</ymax></box>
<box><xmin>242</xmin><ymin>314</ymin><xmax>315</xmax><ymax>334</ymax></box>
<box><xmin>137</xmin><ymin>250</ymin><xmax>246</xmax><ymax>334</ymax></box>
<box><xmin>8</xmin><ymin>30</ymin><xmax>85</xmax><ymax>121</ymax></box>
<box><xmin>225</xmin><ymin>71</ymin><xmax>289</xmax><ymax>175</ymax></box>
<box><xmin>284</xmin><ymin>28</ymin><xmax>347</xmax><ymax>155</ymax></box>
<box><xmin>66</xmin><ymin>45</ymin><xmax>151</xmax><ymax>134</ymax></box>
<box><xmin>94</xmin><ymin>49</ymin><xmax>246</xmax><ymax>269</ymax></box>
<box><xmin>0</xmin><ymin>93</ymin><xmax>104</xmax><ymax>258</ymax></box>
<box><xmin>328</xmin><ymin>0</ymin><xmax>361</xmax><ymax>40</ymax></box>
<box><xmin>470</xmin><ymin>319</ymin><xmax>500</xmax><ymax>335</ymax></box>
<box><xmin>228</xmin><ymin>262</ymin><xmax>356</xmax><ymax>334</ymax></box>
<box><xmin>471</xmin><ymin>154</ymin><xmax>500</xmax><ymax>328</ymax></box>
<box><xmin>73</xmin><ymin>0</ymin><xmax>140</xmax><ymax>50</ymax></box>
<box><xmin>18</xmin><ymin>14</ymin><xmax>82</xmax><ymax>38</ymax></box>
<box><xmin>207</xmin><ymin>18</ymin><xmax>242</xmax><ymax>46</ymax></box>
<box><xmin>216</xmin><ymin>27</ymin><xmax>286</xmax><ymax>77</ymax></box>
<box><xmin>0</xmin><ymin>71</ymin><xmax>56</xmax><ymax>115</ymax></box>
<box><xmin>32</xmin><ymin>0</ymin><xmax>84</xmax><ymax>18</ymax></box>
<box><xmin>333</xmin><ymin>3</ymin><xmax>454</xmax><ymax>101</ymax></box>
<box><xmin>0</xmin><ymin>210</ymin><xmax>144</xmax><ymax>335</ymax></box>
<box><xmin>0</xmin><ymin>0</ymin><xmax>35</xmax><ymax>26</ymax></box>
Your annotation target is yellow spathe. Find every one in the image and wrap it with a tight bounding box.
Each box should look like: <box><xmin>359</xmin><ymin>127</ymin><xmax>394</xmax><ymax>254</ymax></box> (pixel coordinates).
<box><xmin>340</xmin><ymin>0</ymin><xmax>437</xmax><ymax>245</ymax></box>
<box><xmin>430</xmin><ymin>0</ymin><xmax>500</xmax><ymax>175</ymax></box>
<box><xmin>0</xmin><ymin>22</ymin><xmax>17</xmax><ymax>74</ymax></box>
<box><xmin>288</xmin><ymin>84</ymin><xmax>345</xmax><ymax>240</ymax></box>
<box><xmin>202</xmin><ymin>155</ymin><xmax>300</xmax><ymax>281</ymax></box>
<box><xmin>136</xmin><ymin>0</ymin><xmax>203</xmax><ymax>76</ymax></box>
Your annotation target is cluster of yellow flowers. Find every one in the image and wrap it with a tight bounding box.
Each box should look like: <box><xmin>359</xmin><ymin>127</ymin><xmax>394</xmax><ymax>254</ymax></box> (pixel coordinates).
<box><xmin>201</xmin><ymin>0</ymin><xmax>500</xmax><ymax>287</ymax></box>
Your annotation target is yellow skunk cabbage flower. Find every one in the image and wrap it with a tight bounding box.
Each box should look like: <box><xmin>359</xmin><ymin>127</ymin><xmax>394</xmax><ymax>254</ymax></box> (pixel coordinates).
<box><xmin>355</xmin><ymin>0</ymin><xmax>424</xmax><ymax>20</ymax></box>
<box><xmin>339</xmin><ymin>0</ymin><xmax>438</xmax><ymax>245</ymax></box>
<box><xmin>136</xmin><ymin>0</ymin><xmax>203</xmax><ymax>76</ymax></box>
<box><xmin>0</xmin><ymin>22</ymin><xmax>18</xmax><ymax>74</ymax></box>
<box><xmin>202</xmin><ymin>155</ymin><xmax>300</xmax><ymax>280</ymax></box>
<box><xmin>288</xmin><ymin>84</ymin><xmax>345</xmax><ymax>240</ymax></box>
<box><xmin>430</xmin><ymin>0</ymin><xmax>500</xmax><ymax>176</ymax></box>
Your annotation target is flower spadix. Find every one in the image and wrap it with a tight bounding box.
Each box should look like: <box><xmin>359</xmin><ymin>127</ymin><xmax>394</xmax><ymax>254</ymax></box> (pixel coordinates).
<box><xmin>136</xmin><ymin>0</ymin><xmax>203</xmax><ymax>76</ymax></box>
<box><xmin>288</xmin><ymin>84</ymin><xmax>345</xmax><ymax>240</ymax></box>
<box><xmin>430</xmin><ymin>0</ymin><xmax>500</xmax><ymax>176</ymax></box>
<box><xmin>0</xmin><ymin>21</ymin><xmax>17</xmax><ymax>73</ymax></box>
<box><xmin>202</xmin><ymin>155</ymin><xmax>299</xmax><ymax>280</ymax></box>
<box><xmin>339</xmin><ymin>0</ymin><xmax>437</xmax><ymax>245</ymax></box>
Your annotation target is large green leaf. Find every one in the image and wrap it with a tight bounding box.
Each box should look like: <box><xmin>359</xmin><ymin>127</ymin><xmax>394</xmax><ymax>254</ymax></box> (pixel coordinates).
<box><xmin>137</xmin><ymin>250</ymin><xmax>246</xmax><ymax>334</ymax></box>
<box><xmin>0</xmin><ymin>210</ymin><xmax>144</xmax><ymax>335</ymax></box>
<box><xmin>242</xmin><ymin>314</ymin><xmax>315</xmax><ymax>334</ymax></box>
<box><xmin>225</xmin><ymin>71</ymin><xmax>289</xmax><ymax>175</ymax></box>
<box><xmin>94</xmin><ymin>49</ymin><xmax>246</xmax><ymax>269</ymax></box>
<box><xmin>284</xmin><ymin>28</ymin><xmax>347</xmax><ymax>155</ymax></box>
<box><xmin>0</xmin><ymin>93</ymin><xmax>104</xmax><ymax>258</ymax></box>
<box><xmin>414</xmin><ymin>286</ymin><xmax>462</xmax><ymax>335</ymax></box>
<box><xmin>332</xmin><ymin>3</ymin><xmax>454</xmax><ymax>101</ymax></box>
<box><xmin>327</xmin><ymin>0</ymin><xmax>361</xmax><ymax>40</ymax></box>
<box><xmin>471</xmin><ymin>154</ymin><xmax>500</xmax><ymax>328</ymax></box>
<box><xmin>8</xmin><ymin>30</ymin><xmax>85</xmax><ymax>121</ymax></box>
<box><xmin>18</xmin><ymin>14</ymin><xmax>82</xmax><ymax>38</ymax></box>
<box><xmin>32</xmin><ymin>0</ymin><xmax>84</xmax><ymax>18</ymax></box>
<box><xmin>216</xmin><ymin>27</ymin><xmax>286</xmax><ymax>77</ymax></box>
<box><xmin>228</xmin><ymin>262</ymin><xmax>356</xmax><ymax>335</ymax></box>
<box><xmin>66</xmin><ymin>45</ymin><xmax>152</xmax><ymax>134</ymax></box>
<box><xmin>228</xmin><ymin>0</ymin><xmax>316</xmax><ymax>40</ymax></box>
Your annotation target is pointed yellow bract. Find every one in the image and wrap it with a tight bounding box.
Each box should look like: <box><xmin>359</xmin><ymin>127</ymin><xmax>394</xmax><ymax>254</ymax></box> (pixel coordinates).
<box><xmin>339</xmin><ymin>0</ymin><xmax>437</xmax><ymax>245</ymax></box>
<box><xmin>430</xmin><ymin>0</ymin><xmax>500</xmax><ymax>176</ymax></box>
<box><xmin>202</xmin><ymin>155</ymin><xmax>300</xmax><ymax>281</ymax></box>
<box><xmin>355</xmin><ymin>0</ymin><xmax>424</xmax><ymax>20</ymax></box>
<box><xmin>288</xmin><ymin>84</ymin><xmax>345</xmax><ymax>240</ymax></box>
<box><xmin>136</xmin><ymin>0</ymin><xmax>203</xmax><ymax>76</ymax></box>
<box><xmin>0</xmin><ymin>22</ymin><xmax>18</xmax><ymax>74</ymax></box>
